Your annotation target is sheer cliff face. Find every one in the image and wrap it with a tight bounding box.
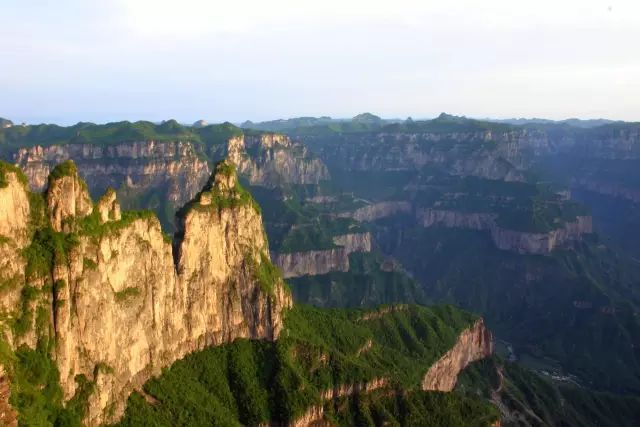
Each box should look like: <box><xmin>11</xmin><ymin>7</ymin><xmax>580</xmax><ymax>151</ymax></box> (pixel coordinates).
<box><xmin>46</xmin><ymin>163</ymin><xmax>93</xmax><ymax>232</ymax></box>
<box><xmin>0</xmin><ymin>170</ymin><xmax>29</xmax><ymax>331</ymax></box>
<box><xmin>273</xmin><ymin>232</ymin><xmax>372</xmax><ymax>278</ymax></box>
<box><xmin>227</xmin><ymin>133</ymin><xmax>330</xmax><ymax>187</ymax></box>
<box><xmin>310</xmin><ymin>131</ymin><xmax>529</xmax><ymax>182</ymax></box>
<box><xmin>13</xmin><ymin>141</ymin><xmax>211</xmax><ymax>210</ymax></box>
<box><xmin>416</xmin><ymin>209</ymin><xmax>592</xmax><ymax>255</ymax></box>
<box><xmin>422</xmin><ymin>318</ymin><xmax>493</xmax><ymax>392</ymax></box>
<box><xmin>1</xmin><ymin>161</ymin><xmax>292</xmax><ymax>425</ymax></box>
<box><xmin>0</xmin><ymin>171</ymin><xmax>30</xmax><ymax>247</ymax></box>
<box><xmin>338</xmin><ymin>202</ymin><xmax>412</xmax><ymax>222</ymax></box>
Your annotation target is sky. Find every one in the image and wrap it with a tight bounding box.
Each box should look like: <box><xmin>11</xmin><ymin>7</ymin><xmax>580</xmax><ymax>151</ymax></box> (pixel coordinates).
<box><xmin>0</xmin><ymin>0</ymin><xmax>639</xmax><ymax>125</ymax></box>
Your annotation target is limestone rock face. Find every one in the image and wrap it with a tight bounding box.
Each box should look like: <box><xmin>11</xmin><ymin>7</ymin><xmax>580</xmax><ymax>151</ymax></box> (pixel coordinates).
<box><xmin>273</xmin><ymin>248</ymin><xmax>349</xmax><ymax>279</ymax></box>
<box><xmin>273</xmin><ymin>232</ymin><xmax>372</xmax><ymax>278</ymax></box>
<box><xmin>95</xmin><ymin>188</ymin><xmax>121</xmax><ymax>223</ymax></box>
<box><xmin>13</xmin><ymin>141</ymin><xmax>211</xmax><ymax>215</ymax></box>
<box><xmin>332</xmin><ymin>232</ymin><xmax>372</xmax><ymax>253</ymax></box>
<box><xmin>0</xmin><ymin>169</ymin><xmax>30</xmax><ymax>338</ymax></box>
<box><xmin>311</xmin><ymin>129</ymin><xmax>535</xmax><ymax>181</ymax></box>
<box><xmin>0</xmin><ymin>171</ymin><xmax>30</xmax><ymax>247</ymax></box>
<box><xmin>46</xmin><ymin>162</ymin><xmax>93</xmax><ymax>232</ymax></box>
<box><xmin>417</xmin><ymin>208</ymin><xmax>592</xmax><ymax>255</ymax></box>
<box><xmin>227</xmin><ymin>134</ymin><xmax>330</xmax><ymax>187</ymax></box>
<box><xmin>422</xmin><ymin>318</ymin><xmax>493</xmax><ymax>392</ymax></box>
<box><xmin>338</xmin><ymin>201</ymin><xmax>412</xmax><ymax>222</ymax></box>
<box><xmin>3</xmin><ymin>161</ymin><xmax>292</xmax><ymax>426</ymax></box>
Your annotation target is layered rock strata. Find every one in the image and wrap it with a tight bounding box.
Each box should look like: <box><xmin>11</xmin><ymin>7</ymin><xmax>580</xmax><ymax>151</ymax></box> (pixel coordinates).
<box><xmin>422</xmin><ymin>319</ymin><xmax>493</xmax><ymax>391</ymax></box>
<box><xmin>417</xmin><ymin>208</ymin><xmax>592</xmax><ymax>255</ymax></box>
<box><xmin>0</xmin><ymin>160</ymin><xmax>292</xmax><ymax>425</ymax></box>
<box><xmin>338</xmin><ymin>202</ymin><xmax>412</xmax><ymax>222</ymax></box>
<box><xmin>227</xmin><ymin>133</ymin><xmax>330</xmax><ymax>187</ymax></box>
<box><xmin>13</xmin><ymin>141</ymin><xmax>211</xmax><ymax>210</ymax></box>
<box><xmin>273</xmin><ymin>232</ymin><xmax>372</xmax><ymax>278</ymax></box>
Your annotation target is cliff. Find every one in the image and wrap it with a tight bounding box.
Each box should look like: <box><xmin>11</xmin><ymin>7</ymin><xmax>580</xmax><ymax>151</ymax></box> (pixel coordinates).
<box><xmin>0</xmin><ymin>164</ymin><xmax>31</xmax><ymax>247</ymax></box>
<box><xmin>0</xmin><ymin>160</ymin><xmax>292</xmax><ymax>425</ymax></box>
<box><xmin>422</xmin><ymin>318</ymin><xmax>493</xmax><ymax>391</ymax></box>
<box><xmin>308</xmin><ymin>129</ymin><xmax>534</xmax><ymax>181</ymax></box>
<box><xmin>227</xmin><ymin>133</ymin><xmax>330</xmax><ymax>187</ymax></box>
<box><xmin>338</xmin><ymin>201</ymin><xmax>412</xmax><ymax>222</ymax></box>
<box><xmin>417</xmin><ymin>208</ymin><xmax>592</xmax><ymax>255</ymax></box>
<box><xmin>273</xmin><ymin>232</ymin><xmax>372</xmax><ymax>278</ymax></box>
<box><xmin>13</xmin><ymin>141</ymin><xmax>211</xmax><ymax>223</ymax></box>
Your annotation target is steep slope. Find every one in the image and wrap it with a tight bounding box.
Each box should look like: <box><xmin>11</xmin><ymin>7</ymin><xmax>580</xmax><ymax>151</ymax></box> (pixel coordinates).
<box><xmin>0</xmin><ymin>160</ymin><xmax>291</xmax><ymax>425</ymax></box>
<box><xmin>457</xmin><ymin>357</ymin><xmax>640</xmax><ymax>427</ymax></box>
<box><xmin>116</xmin><ymin>304</ymin><xmax>498</xmax><ymax>426</ymax></box>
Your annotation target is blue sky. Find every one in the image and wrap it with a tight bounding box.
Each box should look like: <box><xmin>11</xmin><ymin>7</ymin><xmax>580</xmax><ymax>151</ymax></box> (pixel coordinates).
<box><xmin>1</xmin><ymin>0</ymin><xmax>638</xmax><ymax>124</ymax></box>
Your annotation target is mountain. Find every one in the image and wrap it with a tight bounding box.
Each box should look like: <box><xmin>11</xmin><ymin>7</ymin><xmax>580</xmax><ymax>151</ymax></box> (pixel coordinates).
<box><xmin>3</xmin><ymin>114</ymin><xmax>640</xmax><ymax>425</ymax></box>
<box><xmin>0</xmin><ymin>159</ymin><xmax>496</xmax><ymax>426</ymax></box>
<box><xmin>0</xmin><ymin>118</ymin><xmax>12</xmax><ymax>129</ymax></box>
<box><xmin>488</xmin><ymin>117</ymin><xmax>618</xmax><ymax>128</ymax></box>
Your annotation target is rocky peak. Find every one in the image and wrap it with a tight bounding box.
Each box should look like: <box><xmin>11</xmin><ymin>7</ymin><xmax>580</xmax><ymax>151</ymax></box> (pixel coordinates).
<box><xmin>212</xmin><ymin>160</ymin><xmax>238</xmax><ymax>192</ymax></box>
<box><xmin>46</xmin><ymin>160</ymin><xmax>92</xmax><ymax>232</ymax></box>
<box><xmin>0</xmin><ymin>161</ymin><xmax>30</xmax><ymax>247</ymax></box>
<box><xmin>95</xmin><ymin>187</ymin><xmax>121</xmax><ymax>223</ymax></box>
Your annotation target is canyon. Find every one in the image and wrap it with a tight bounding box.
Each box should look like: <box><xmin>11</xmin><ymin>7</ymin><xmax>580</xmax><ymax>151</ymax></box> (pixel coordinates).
<box><xmin>0</xmin><ymin>160</ymin><xmax>292</xmax><ymax>425</ymax></box>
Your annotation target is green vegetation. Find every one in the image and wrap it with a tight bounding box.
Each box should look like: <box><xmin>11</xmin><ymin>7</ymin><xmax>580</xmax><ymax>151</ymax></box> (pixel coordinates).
<box><xmin>76</xmin><ymin>208</ymin><xmax>157</xmax><ymax>240</ymax></box>
<box><xmin>83</xmin><ymin>257</ymin><xmax>97</xmax><ymax>270</ymax></box>
<box><xmin>246</xmin><ymin>251</ymin><xmax>283</xmax><ymax>295</ymax></box>
<box><xmin>48</xmin><ymin>160</ymin><xmax>78</xmax><ymax>181</ymax></box>
<box><xmin>116</xmin><ymin>304</ymin><xmax>495</xmax><ymax>426</ymax></box>
<box><xmin>290</xmin><ymin>252</ymin><xmax>427</xmax><ymax>308</ymax></box>
<box><xmin>457</xmin><ymin>357</ymin><xmax>640</xmax><ymax>427</ymax></box>
<box><xmin>7</xmin><ymin>342</ymin><xmax>84</xmax><ymax>426</ymax></box>
<box><xmin>0</xmin><ymin>160</ymin><xmax>29</xmax><ymax>188</ymax></box>
<box><xmin>380</xmin><ymin>224</ymin><xmax>640</xmax><ymax>393</ymax></box>
<box><xmin>327</xmin><ymin>389</ymin><xmax>499</xmax><ymax>427</ymax></box>
<box><xmin>22</xmin><ymin>227</ymin><xmax>79</xmax><ymax>280</ymax></box>
<box><xmin>0</xmin><ymin>120</ymin><xmax>245</xmax><ymax>156</ymax></box>
<box><xmin>176</xmin><ymin>162</ymin><xmax>261</xmax><ymax>222</ymax></box>
<box><xmin>114</xmin><ymin>286</ymin><xmax>141</xmax><ymax>302</ymax></box>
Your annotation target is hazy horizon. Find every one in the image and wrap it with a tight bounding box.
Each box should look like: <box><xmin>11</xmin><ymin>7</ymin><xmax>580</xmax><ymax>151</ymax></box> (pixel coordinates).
<box><xmin>2</xmin><ymin>0</ymin><xmax>639</xmax><ymax>125</ymax></box>
<box><xmin>0</xmin><ymin>112</ymin><xmax>633</xmax><ymax>128</ymax></box>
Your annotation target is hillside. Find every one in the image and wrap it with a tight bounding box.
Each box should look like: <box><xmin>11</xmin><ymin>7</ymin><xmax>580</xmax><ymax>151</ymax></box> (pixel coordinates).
<box><xmin>0</xmin><ymin>159</ymin><xmax>496</xmax><ymax>426</ymax></box>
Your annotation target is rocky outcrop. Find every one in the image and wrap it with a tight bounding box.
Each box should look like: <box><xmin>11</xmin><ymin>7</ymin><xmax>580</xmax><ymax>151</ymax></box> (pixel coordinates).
<box><xmin>417</xmin><ymin>208</ymin><xmax>592</xmax><ymax>255</ymax></box>
<box><xmin>273</xmin><ymin>248</ymin><xmax>349</xmax><ymax>279</ymax></box>
<box><xmin>418</xmin><ymin>209</ymin><xmax>495</xmax><ymax>229</ymax></box>
<box><xmin>338</xmin><ymin>201</ymin><xmax>412</xmax><ymax>222</ymax></box>
<box><xmin>321</xmin><ymin>377</ymin><xmax>388</xmax><ymax>400</ymax></box>
<box><xmin>3</xmin><ymin>160</ymin><xmax>292</xmax><ymax>425</ymax></box>
<box><xmin>286</xmin><ymin>405</ymin><xmax>328</xmax><ymax>427</ymax></box>
<box><xmin>46</xmin><ymin>161</ymin><xmax>93</xmax><ymax>232</ymax></box>
<box><xmin>308</xmin><ymin>129</ymin><xmax>538</xmax><ymax>181</ymax></box>
<box><xmin>273</xmin><ymin>232</ymin><xmax>372</xmax><ymax>278</ymax></box>
<box><xmin>422</xmin><ymin>318</ymin><xmax>492</xmax><ymax>391</ymax></box>
<box><xmin>285</xmin><ymin>378</ymin><xmax>389</xmax><ymax>427</ymax></box>
<box><xmin>0</xmin><ymin>166</ymin><xmax>29</xmax><ymax>326</ymax></box>
<box><xmin>491</xmin><ymin>216</ymin><xmax>592</xmax><ymax>254</ymax></box>
<box><xmin>95</xmin><ymin>188</ymin><xmax>121</xmax><ymax>223</ymax></box>
<box><xmin>13</xmin><ymin>141</ymin><xmax>211</xmax><ymax>212</ymax></box>
<box><xmin>0</xmin><ymin>366</ymin><xmax>17</xmax><ymax>427</ymax></box>
<box><xmin>0</xmin><ymin>167</ymin><xmax>30</xmax><ymax>247</ymax></box>
<box><xmin>227</xmin><ymin>134</ymin><xmax>329</xmax><ymax>187</ymax></box>
<box><xmin>331</xmin><ymin>232</ymin><xmax>372</xmax><ymax>253</ymax></box>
